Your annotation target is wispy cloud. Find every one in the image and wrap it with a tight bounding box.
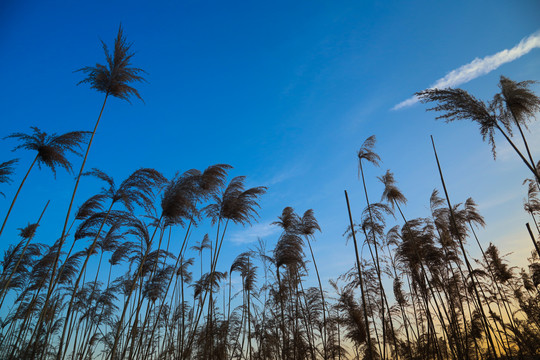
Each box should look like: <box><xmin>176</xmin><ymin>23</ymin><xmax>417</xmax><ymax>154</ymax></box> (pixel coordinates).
<box><xmin>477</xmin><ymin>191</ymin><xmax>519</xmax><ymax>211</ymax></box>
<box><xmin>265</xmin><ymin>166</ymin><xmax>302</xmax><ymax>186</ymax></box>
<box><xmin>229</xmin><ymin>221</ymin><xmax>280</xmax><ymax>245</ymax></box>
<box><xmin>392</xmin><ymin>30</ymin><xmax>540</xmax><ymax>110</ymax></box>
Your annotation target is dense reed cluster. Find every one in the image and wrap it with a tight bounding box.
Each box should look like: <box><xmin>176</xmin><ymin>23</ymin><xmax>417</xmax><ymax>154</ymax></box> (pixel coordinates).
<box><xmin>0</xmin><ymin>27</ymin><xmax>539</xmax><ymax>360</ymax></box>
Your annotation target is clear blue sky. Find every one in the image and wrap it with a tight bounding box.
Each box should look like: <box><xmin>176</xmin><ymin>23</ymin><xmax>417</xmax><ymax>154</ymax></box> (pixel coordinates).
<box><xmin>1</xmin><ymin>0</ymin><xmax>539</xmax><ymax>289</ymax></box>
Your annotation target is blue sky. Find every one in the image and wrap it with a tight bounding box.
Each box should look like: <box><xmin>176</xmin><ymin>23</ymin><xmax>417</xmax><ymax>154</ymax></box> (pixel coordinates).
<box><xmin>1</xmin><ymin>0</ymin><xmax>540</xmax><ymax>291</ymax></box>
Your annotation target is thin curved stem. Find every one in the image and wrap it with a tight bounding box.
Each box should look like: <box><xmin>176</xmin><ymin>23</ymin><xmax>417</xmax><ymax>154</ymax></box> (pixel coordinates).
<box><xmin>495</xmin><ymin>123</ymin><xmax>539</xmax><ymax>181</ymax></box>
<box><xmin>0</xmin><ymin>199</ymin><xmax>49</xmax><ymax>307</ymax></box>
<box><xmin>431</xmin><ymin>135</ymin><xmax>498</xmax><ymax>358</ymax></box>
<box><xmin>36</xmin><ymin>93</ymin><xmax>109</xmax><ymax>358</ymax></box>
<box><xmin>0</xmin><ymin>154</ymin><xmax>38</xmax><ymax>237</ymax></box>
<box><xmin>344</xmin><ymin>190</ymin><xmax>374</xmax><ymax>360</ymax></box>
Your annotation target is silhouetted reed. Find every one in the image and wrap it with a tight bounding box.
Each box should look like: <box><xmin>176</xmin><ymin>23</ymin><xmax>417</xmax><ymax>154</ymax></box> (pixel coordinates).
<box><xmin>2</xmin><ymin>26</ymin><xmax>540</xmax><ymax>360</ymax></box>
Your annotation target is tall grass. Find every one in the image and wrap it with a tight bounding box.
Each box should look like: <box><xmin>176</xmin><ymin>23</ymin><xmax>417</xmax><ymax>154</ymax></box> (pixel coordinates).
<box><xmin>1</xmin><ymin>27</ymin><xmax>540</xmax><ymax>360</ymax></box>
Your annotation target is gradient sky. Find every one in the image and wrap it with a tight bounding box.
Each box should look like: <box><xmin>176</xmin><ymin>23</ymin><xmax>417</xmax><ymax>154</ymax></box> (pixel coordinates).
<box><xmin>1</xmin><ymin>0</ymin><xmax>539</xmax><ymax>292</ymax></box>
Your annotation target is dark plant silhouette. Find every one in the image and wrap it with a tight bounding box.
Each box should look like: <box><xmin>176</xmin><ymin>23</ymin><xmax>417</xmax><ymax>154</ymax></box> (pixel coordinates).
<box><xmin>76</xmin><ymin>25</ymin><xmax>146</xmax><ymax>103</ymax></box>
<box><xmin>56</xmin><ymin>168</ymin><xmax>166</xmax><ymax>360</ymax></box>
<box><xmin>357</xmin><ymin>135</ymin><xmax>400</xmax><ymax>359</ymax></box>
<box><xmin>0</xmin><ymin>128</ymin><xmax>89</xmax><ymax>237</ymax></box>
<box><xmin>42</xmin><ymin>26</ymin><xmax>148</xmax><ymax>339</ymax></box>
<box><xmin>344</xmin><ymin>190</ymin><xmax>374</xmax><ymax>360</ymax></box>
<box><xmin>417</xmin><ymin>84</ymin><xmax>540</xmax><ymax>181</ymax></box>
<box><xmin>3</xmin><ymin>25</ymin><xmax>540</xmax><ymax>360</ymax></box>
<box><xmin>495</xmin><ymin>76</ymin><xmax>540</xmax><ymax>174</ymax></box>
<box><xmin>0</xmin><ymin>159</ymin><xmax>18</xmax><ymax>197</ymax></box>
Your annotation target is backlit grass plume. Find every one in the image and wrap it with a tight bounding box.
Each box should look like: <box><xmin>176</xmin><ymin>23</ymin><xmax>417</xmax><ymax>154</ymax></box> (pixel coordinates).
<box><xmin>77</xmin><ymin>25</ymin><xmax>146</xmax><ymax>103</ymax></box>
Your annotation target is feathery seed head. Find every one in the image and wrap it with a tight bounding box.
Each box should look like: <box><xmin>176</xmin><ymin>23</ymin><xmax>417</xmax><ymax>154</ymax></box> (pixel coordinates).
<box><xmin>18</xmin><ymin>223</ymin><xmax>39</xmax><ymax>240</ymax></box>
<box><xmin>0</xmin><ymin>159</ymin><xmax>19</xmax><ymax>192</ymax></box>
<box><xmin>378</xmin><ymin>170</ymin><xmax>407</xmax><ymax>209</ymax></box>
<box><xmin>357</xmin><ymin>135</ymin><xmax>381</xmax><ymax>168</ymax></box>
<box><xmin>416</xmin><ymin>88</ymin><xmax>503</xmax><ymax>158</ymax></box>
<box><xmin>5</xmin><ymin>127</ymin><xmax>90</xmax><ymax>177</ymax></box>
<box><xmin>77</xmin><ymin>25</ymin><xmax>146</xmax><ymax>103</ymax></box>
<box><xmin>497</xmin><ymin>76</ymin><xmax>540</xmax><ymax>126</ymax></box>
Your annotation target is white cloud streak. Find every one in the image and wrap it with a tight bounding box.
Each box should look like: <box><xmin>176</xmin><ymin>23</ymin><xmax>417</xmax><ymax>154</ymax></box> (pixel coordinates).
<box><xmin>229</xmin><ymin>221</ymin><xmax>280</xmax><ymax>245</ymax></box>
<box><xmin>392</xmin><ymin>30</ymin><xmax>540</xmax><ymax>110</ymax></box>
